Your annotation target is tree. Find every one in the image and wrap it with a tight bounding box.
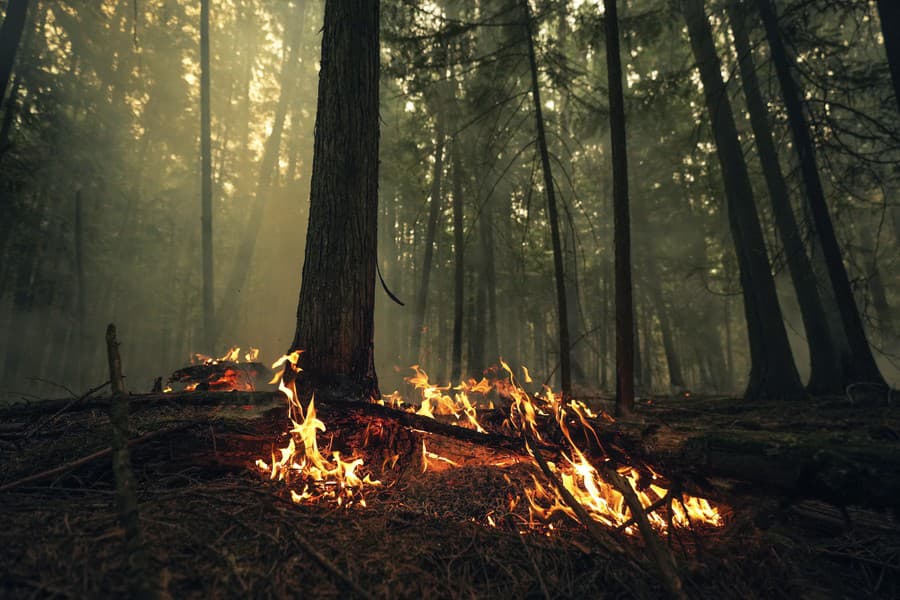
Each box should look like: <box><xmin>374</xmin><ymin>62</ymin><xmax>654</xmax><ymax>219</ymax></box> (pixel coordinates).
<box><xmin>603</xmin><ymin>0</ymin><xmax>635</xmax><ymax>415</ymax></box>
<box><xmin>726</xmin><ymin>1</ymin><xmax>843</xmax><ymax>395</ymax></box>
<box><xmin>292</xmin><ymin>0</ymin><xmax>381</xmax><ymax>399</ymax></box>
<box><xmin>451</xmin><ymin>139</ymin><xmax>464</xmax><ymax>382</ymax></box>
<box><xmin>200</xmin><ymin>0</ymin><xmax>214</xmax><ymax>352</ymax></box>
<box><xmin>683</xmin><ymin>0</ymin><xmax>805</xmax><ymax>401</ymax></box>
<box><xmin>522</xmin><ymin>0</ymin><xmax>572</xmax><ymax>399</ymax></box>
<box><xmin>756</xmin><ymin>0</ymin><xmax>886</xmax><ymax>389</ymax></box>
<box><xmin>877</xmin><ymin>1</ymin><xmax>900</xmax><ymax>112</ymax></box>
<box><xmin>0</xmin><ymin>0</ymin><xmax>29</xmax><ymax>105</ymax></box>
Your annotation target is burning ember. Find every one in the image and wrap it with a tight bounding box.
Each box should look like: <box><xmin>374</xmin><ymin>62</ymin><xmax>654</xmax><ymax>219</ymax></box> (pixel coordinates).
<box><xmin>167</xmin><ymin>346</ymin><xmax>268</xmax><ymax>392</ymax></box>
<box><xmin>255</xmin><ymin>351</ymin><xmax>381</xmax><ymax>507</ymax></box>
<box><xmin>255</xmin><ymin>352</ymin><xmax>723</xmax><ymax>534</ymax></box>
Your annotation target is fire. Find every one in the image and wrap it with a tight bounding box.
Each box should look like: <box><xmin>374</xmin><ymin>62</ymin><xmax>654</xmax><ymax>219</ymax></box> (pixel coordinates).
<box><xmin>169</xmin><ymin>345</ymin><xmax>264</xmax><ymax>392</ymax></box>
<box><xmin>405</xmin><ymin>365</ymin><xmax>487</xmax><ymax>433</ymax></box>
<box><xmin>255</xmin><ymin>351</ymin><xmax>381</xmax><ymax>507</ymax></box>
<box><xmin>253</xmin><ymin>350</ymin><xmax>722</xmax><ymax>534</ymax></box>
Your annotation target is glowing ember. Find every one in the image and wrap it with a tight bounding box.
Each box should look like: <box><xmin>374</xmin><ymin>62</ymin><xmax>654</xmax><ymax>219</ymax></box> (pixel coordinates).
<box><xmin>255</xmin><ymin>351</ymin><xmax>380</xmax><ymax>507</ymax></box>
<box><xmin>168</xmin><ymin>345</ymin><xmax>266</xmax><ymax>392</ymax></box>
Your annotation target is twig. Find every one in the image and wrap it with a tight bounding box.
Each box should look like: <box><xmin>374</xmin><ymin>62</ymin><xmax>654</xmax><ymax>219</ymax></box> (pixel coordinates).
<box><xmin>21</xmin><ymin>380</ymin><xmax>109</xmax><ymax>441</ymax></box>
<box><xmin>615</xmin><ymin>489</ymin><xmax>673</xmax><ymax>533</ymax></box>
<box><xmin>598</xmin><ymin>463</ymin><xmax>687</xmax><ymax>600</ymax></box>
<box><xmin>285</xmin><ymin>527</ymin><xmax>376</xmax><ymax>600</ymax></box>
<box><xmin>0</xmin><ymin>423</ymin><xmax>193</xmax><ymax>492</ymax></box>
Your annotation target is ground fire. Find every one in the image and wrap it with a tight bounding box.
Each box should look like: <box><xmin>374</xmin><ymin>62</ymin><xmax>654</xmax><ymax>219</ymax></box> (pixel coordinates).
<box><xmin>253</xmin><ymin>350</ymin><xmax>723</xmax><ymax>538</ymax></box>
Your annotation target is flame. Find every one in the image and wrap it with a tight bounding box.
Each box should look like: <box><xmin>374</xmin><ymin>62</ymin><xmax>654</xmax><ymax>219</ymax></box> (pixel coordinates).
<box><xmin>255</xmin><ymin>351</ymin><xmax>380</xmax><ymax>507</ymax></box>
<box><xmin>405</xmin><ymin>366</ymin><xmax>487</xmax><ymax>433</ymax></box>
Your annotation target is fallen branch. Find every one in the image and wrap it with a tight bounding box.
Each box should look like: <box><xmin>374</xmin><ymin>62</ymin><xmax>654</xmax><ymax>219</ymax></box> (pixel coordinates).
<box><xmin>21</xmin><ymin>380</ymin><xmax>109</xmax><ymax>441</ymax></box>
<box><xmin>523</xmin><ymin>434</ymin><xmax>623</xmax><ymax>557</ymax></box>
<box><xmin>599</xmin><ymin>463</ymin><xmax>686</xmax><ymax>600</ymax></box>
<box><xmin>0</xmin><ymin>423</ymin><xmax>194</xmax><ymax>493</ymax></box>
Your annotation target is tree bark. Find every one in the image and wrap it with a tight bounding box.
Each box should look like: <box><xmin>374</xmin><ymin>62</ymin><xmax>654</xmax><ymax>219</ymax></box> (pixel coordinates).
<box><xmin>683</xmin><ymin>0</ymin><xmax>805</xmax><ymax>401</ymax></box>
<box><xmin>756</xmin><ymin>0</ymin><xmax>886</xmax><ymax>388</ymax></box>
<box><xmin>200</xmin><ymin>0</ymin><xmax>214</xmax><ymax>352</ymax></box>
<box><xmin>292</xmin><ymin>0</ymin><xmax>381</xmax><ymax>399</ymax></box>
<box><xmin>0</xmin><ymin>0</ymin><xmax>28</xmax><ymax>106</ymax></box>
<box><xmin>522</xmin><ymin>0</ymin><xmax>572</xmax><ymax>398</ymax></box>
<box><xmin>410</xmin><ymin>115</ymin><xmax>445</xmax><ymax>362</ymax></box>
<box><xmin>603</xmin><ymin>0</ymin><xmax>636</xmax><ymax>414</ymax></box>
<box><xmin>727</xmin><ymin>2</ymin><xmax>843</xmax><ymax>395</ymax></box>
<box><xmin>877</xmin><ymin>0</ymin><xmax>900</xmax><ymax>113</ymax></box>
<box><xmin>451</xmin><ymin>140</ymin><xmax>465</xmax><ymax>382</ymax></box>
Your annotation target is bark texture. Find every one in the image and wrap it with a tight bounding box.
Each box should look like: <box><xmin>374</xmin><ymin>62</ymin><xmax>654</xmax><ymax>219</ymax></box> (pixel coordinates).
<box><xmin>292</xmin><ymin>0</ymin><xmax>381</xmax><ymax>398</ymax></box>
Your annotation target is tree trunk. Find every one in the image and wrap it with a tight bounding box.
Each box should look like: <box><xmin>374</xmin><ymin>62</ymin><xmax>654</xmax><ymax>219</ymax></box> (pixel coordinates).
<box><xmin>727</xmin><ymin>2</ymin><xmax>843</xmax><ymax>395</ymax></box>
<box><xmin>200</xmin><ymin>0</ymin><xmax>214</xmax><ymax>352</ymax></box>
<box><xmin>683</xmin><ymin>0</ymin><xmax>804</xmax><ymax>401</ymax></box>
<box><xmin>0</xmin><ymin>0</ymin><xmax>28</xmax><ymax>106</ymax></box>
<box><xmin>410</xmin><ymin>116</ymin><xmax>445</xmax><ymax>362</ymax></box>
<box><xmin>292</xmin><ymin>0</ymin><xmax>381</xmax><ymax>399</ymax></box>
<box><xmin>451</xmin><ymin>140</ymin><xmax>464</xmax><ymax>382</ymax></box>
<box><xmin>877</xmin><ymin>0</ymin><xmax>900</xmax><ymax>113</ymax></box>
<box><xmin>603</xmin><ymin>0</ymin><xmax>635</xmax><ymax>414</ymax></box>
<box><xmin>522</xmin><ymin>0</ymin><xmax>572</xmax><ymax>398</ymax></box>
<box><xmin>756</xmin><ymin>0</ymin><xmax>885</xmax><ymax>388</ymax></box>
<box><xmin>646</xmin><ymin>262</ymin><xmax>684</xmax><ymax>390</ymax></box>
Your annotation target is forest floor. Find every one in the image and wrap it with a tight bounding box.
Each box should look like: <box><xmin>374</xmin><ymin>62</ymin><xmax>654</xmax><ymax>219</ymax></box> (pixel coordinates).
<box><xmin>0</xmin><ymin>388</ymin><xmax>898</xmax><ymax>599</ymax></box>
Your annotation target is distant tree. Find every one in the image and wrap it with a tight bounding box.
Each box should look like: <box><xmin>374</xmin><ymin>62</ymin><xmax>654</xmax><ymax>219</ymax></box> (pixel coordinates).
<box><xmin>0</xmin><ymin>0</ymin><xmax>29</xmax><ymax>104</ymax></box>
<box><xmin>727</xmin><ymin>1</ymin><xmax>843</xmax><ymax>395</ymax></box>
<box><xmin>877</xmin><ymin>1</ymin><xmax>900</xmax><ymax>112</ymax></box>
<box><xmin>603</xmin><ymin>0</ymin><xmax>635</xmax><ymax>415</ymax></box>
<box><xmin>756</xmin><ymin>0</ymin><xmax>886</xmax><ymax>389</ymax></box>
<box><xmin>450</xmin><ymin>139</ymin><xmax>464</xmax><ymax>382</ymax></box>
<box><xmin>522</xmin><ymin>0</ymin><xmax>572</xmax><ymax>399</ymax></box>
<box><xmin>200</xmin><ymin>0</ymin><xmax>214</xmax><ymax>352</ymax></box>
<box><xmin>683</xmin><ymin>0</ymin><xmax>805</xmax><ymax>401</ymax></box>
<box><xmin>292</xmin><ymin>0</ymin><xmax>381</xmax><ymax>399</ymax></box>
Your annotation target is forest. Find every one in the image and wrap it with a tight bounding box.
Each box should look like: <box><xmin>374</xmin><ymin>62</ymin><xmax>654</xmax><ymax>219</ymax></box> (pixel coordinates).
<box><xmin>1</xmin><ymin>0</ymin><xmax>899</xmax><ymax>598</ymax></box>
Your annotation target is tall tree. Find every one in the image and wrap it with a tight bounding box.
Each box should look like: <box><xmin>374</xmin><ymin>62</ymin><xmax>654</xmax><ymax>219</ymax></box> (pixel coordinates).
<box><xmin>200</xmin><ymin>0</ymin><xmax>214</xmax><ymax>352</ymax></box>
<box><xmin>292</xmin><ymin>0</ymin><xmax>381</xmax><ymax>398</ymax></box>
<box><xmin>522</xmin><ymin>0</ymin><xmax>572</xmax><ymax>398</ymax></box>
<box><xmin>727</xmin><ymin>1</ymin><xmax>843</xmax><ymax>395</ymax></box>
<box><xmin>877</xmin><ymin>1</ymin><xmax>900</xmax><ymax>112</ymax></box>
<box><xmin>450</xmin><ymin>139</ymin><xmax>464</xmax><ymax>382</ymax></box>
<box><xmin>410</xmin><ymin>110</ymin><xmax>445</xmax><ymax>361</ymax></box>
<box><xmin>0</xmin><ymin>0</ymin><xmax>28</xmax><ymax>106</ymax></box>
<box><xmin>756</xmin><ymin>0</ymin><xmax>886</xmax><ymax>388</ymax></box>
<box><xmin>683</xmin><ymin>0</ymin><xmax>805</xmax><ymax>401</ymax></box>
<box><xmin>604</xmin><ymin>0</ymin><xmax>635</xmax><ymax>415</ymax></box>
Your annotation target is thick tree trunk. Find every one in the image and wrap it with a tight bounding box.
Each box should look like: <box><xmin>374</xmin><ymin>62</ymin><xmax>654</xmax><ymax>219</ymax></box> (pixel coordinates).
<box><xmin>200</xmin><ymin>0</ymin><xmax>214</xmax><ymax>352</ymax></box>
<box><xmin>523</xmin><ymin>0</ymin><xmax>572</xmax><ymax>398</ymax></box>
<box><xmin>292</xmin><ymin>0</ymin><xmax>381</xmax><ymax>399</ymax></box>
<box><xmin>756</xmin><ymin>0</ymin><xmax>886</xmax><ymax>388</ymax></box>
<box><xmin>451</xmin><ymin>141</ymin><xmax>465</xmax><ymax>382</ymax></box>
<box><xmin>0</xmin><ymin>0</ymin><xmax>28</xmax><ymax>106</ymax></box>
<box><xmin>604</xmin><ymin>0</ymin><xmax>635</xmax><ymax>414</ymax></box>
<box><xmin>877</xmin><ymin>0</ymin><xmax>900</xmax><ymax>113</ymax></box>
<box><xmin>410</xmin><ymin>116</ymin><xmax>445</xmax><ymax>362</ymax></box>
<box><xmin>727</xmin><ymin>3</ymin><xmax>843</xmax><ymax>395</ymax></box>
<box><xmin>683</xmin><ymin>0</ymin><xmax>804</xmax><ymax>401</ymax></box>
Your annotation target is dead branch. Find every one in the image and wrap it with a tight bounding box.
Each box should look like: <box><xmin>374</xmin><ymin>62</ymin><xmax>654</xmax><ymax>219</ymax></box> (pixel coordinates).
<box><xmin>0</xmin><ymin>423</ymin><xmax>193</xmax><ymax>493</ymax></box>
<box><xmin>598</xmin><ymin>464</ymin><xmax>686</xmax><ymax>600</ymax></box>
